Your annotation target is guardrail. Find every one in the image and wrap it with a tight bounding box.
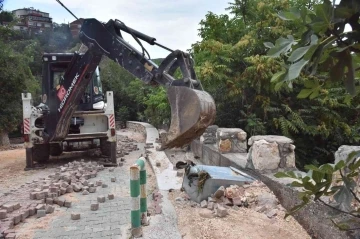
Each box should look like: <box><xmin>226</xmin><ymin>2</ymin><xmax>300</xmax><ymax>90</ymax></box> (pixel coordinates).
<box><xmin>130</xmin><ymin>157</ymin><xmax>147</xmax><ymax>237</ymax></box>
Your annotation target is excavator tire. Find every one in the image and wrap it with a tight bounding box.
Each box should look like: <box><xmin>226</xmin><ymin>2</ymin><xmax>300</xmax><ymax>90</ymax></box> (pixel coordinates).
<box><xmin>50</xmin><ymin>143</ymin><xmax>63</xmax><ymax>156</ymax></box>
<box><xmin>100</xmin><ymin>138</ymin><xmax>111</xmax><ymax>157</ymax></box>
<box><xmin>33</xmin><ymin>143</ymin><xmax>50</xmax><ymax>163</ymax></box>
<box><xmin>161</xmin><ymin>86</ymin><xmax>216</xmax><ymax>149</ymax></box>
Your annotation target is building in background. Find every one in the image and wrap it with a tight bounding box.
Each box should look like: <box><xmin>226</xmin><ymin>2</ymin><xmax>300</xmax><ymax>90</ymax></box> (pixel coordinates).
<box><xmin>12</xmin><ymin>7</ymin><xmax>52</xmax><ymax>34</ymax></box>
<box><xmin>69</xmin><ymin>18</ymin><xmax>84</xmax><ymax>38</ymax></box>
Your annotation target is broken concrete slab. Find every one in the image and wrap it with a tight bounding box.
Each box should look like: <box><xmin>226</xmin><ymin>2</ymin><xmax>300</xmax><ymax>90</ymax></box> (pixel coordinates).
<box><xmin>182</xmin><ymin>165</ymin><xmax>255</xmax><ymax>203</ymax></box>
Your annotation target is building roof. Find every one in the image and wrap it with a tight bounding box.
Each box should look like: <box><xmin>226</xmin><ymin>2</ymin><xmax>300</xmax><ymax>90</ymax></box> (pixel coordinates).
<box><xmin>12</xmin><ymin>7</ymin><xmax>49</xmax><ymax>15</ymax></box>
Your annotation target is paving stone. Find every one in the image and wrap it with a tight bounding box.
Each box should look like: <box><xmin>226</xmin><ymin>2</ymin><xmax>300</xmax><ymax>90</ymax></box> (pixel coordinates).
<box><xmin>71</xmin><ymin>213</ymin><xmax>80</xmax><ymax>220</ymax></box>
<box><xmin>64</xmin><ymin>201</ymin><xmax>71</xmax><ymax>208</ymax></box>
<box><xmin>91</xmin><ymin>203</ymin><xmax>99</xmax><ymax>211</ymax></box>
<box><xmin>108</xmin><ymin>194</ymin><xmax>114</xmax><ymax>200</ymax></box>
<box><xmin>4</xmin><ymin>233</ymin><xmax>16</xmax><ymax>239</ymax></box>
<box><xmin>57</xmin><ymin>199</ymin><xmax>64</xmax><ymax>207</ymax></box>
<box><xmin>97</xmin><ymin>196</ymin><xmax>105</xmax><ymax>203</ymax></box>
<box><xmin>215</xmin><ymin>205</ymin><xmax>228</xmax><ymax>218</ymax></box>
<box><xmin>66</xmin><ymin>186</ymin><xmax>74</xmax><ymax>193</ymax></box>
<box><xmin>28</xmin><ymin>207</ymin><xmax>36</xmax><ymax>216</ymax></box>
<box><xmin>89</xmin><ymin>187</ymin><xmax>96</xmax><ymax>193</ymax></box>
<box><xmin>82</xmin><ymin>190</ymin><xmax>89</xmax><ymax>195</ymax></box>
<box><xmin>59</xmin><ymin>187</ymin><xmax>67</xmax><ymax>195</ymax></box>
<box><xmin>29</xmin><ymin>192</ymin><xmax>37</xmax><ymax>200</ymax></box>
<box><xmin>36</xmin><ymin>204</ymin><xmax>45</xmax><ymax>210</ymax></box>
<box><xmin>200</xmin><ymin>200</ymin><xmax>207</xmax><ymax>208</ymax></box>
<box><xmin>96</xmin><ymin>181</ymin><xmax>103</xmax><ymax>186</ymax></box>
<box><xmin>0</xmin><ymin>210</ymin><xmax>7</xmax><ymax>219</ymax></box>
<box><xmin>45</xmin><ymin>198</ymin><xmax>53</xmax><ymax>205</ymax></box>
<box><xmin>45</xmin><ymin>205</ymin><xmax>55</xmax><ymax>214</ymax></box>
<box><xmin>21</xmin><ymin>209</ymin><xmax>30</xmax><ymax>221</ymax></box>
<box><xmin>2</xmin><ymin>205</ymin><xmax>13</xmax><ymax>213</ymax></box>
<box><xmin>13</xmin><ymin>214</ymin><xmax>21</xmax><ymax>225</ymax></box>
<box><xmin>37</xmin><ymin>210</ymin><xmax>46</xmax><ymax>218</ymax></box>
<box><xmin>102</xmin><ymin>184</ymin><xmax>108</xmax><ymax>188</ymax></box>
<box><xmin>111</xmin><ymin>178</ymin><xmax>116</xmax><ymax>182</ymax></box>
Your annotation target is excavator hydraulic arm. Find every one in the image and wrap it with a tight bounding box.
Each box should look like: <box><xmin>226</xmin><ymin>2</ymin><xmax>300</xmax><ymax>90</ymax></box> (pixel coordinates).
<box><xmin>44</xmin><ymin>18</ymin><xmax>216</xmax><ymax>149</ymax></box>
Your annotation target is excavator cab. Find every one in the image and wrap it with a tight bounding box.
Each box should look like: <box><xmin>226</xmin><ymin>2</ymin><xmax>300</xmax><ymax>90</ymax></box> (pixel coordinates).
<box><xmin>42</xmin><ymin>53</ymin><xmax>105</xmax><ymax>112</ymax></box>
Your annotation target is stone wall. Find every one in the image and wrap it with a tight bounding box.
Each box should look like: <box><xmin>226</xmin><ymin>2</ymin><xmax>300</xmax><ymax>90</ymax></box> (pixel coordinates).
<box><xmin>191</xmin><ymin>126</ymin><xmax>296</xmax><ymax>173</ymax></box>
<box><xmin>126</xmin><ymin>121</ymin><xmax>147</xmax><ymax>138</ymax></box>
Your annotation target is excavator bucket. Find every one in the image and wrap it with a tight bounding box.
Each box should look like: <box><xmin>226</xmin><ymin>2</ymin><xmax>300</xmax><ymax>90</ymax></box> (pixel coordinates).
<box><xmin>160</xmin><ymin>86</ymin><xmax>216</xmax><ymax>149</ymax></box>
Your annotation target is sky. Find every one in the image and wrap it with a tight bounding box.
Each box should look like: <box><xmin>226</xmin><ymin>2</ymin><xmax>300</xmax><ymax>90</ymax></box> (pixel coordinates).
<box><xmin>3</xmin><ymin>0</ymin><xmax>231</xmax><ymax>58</ymax></box>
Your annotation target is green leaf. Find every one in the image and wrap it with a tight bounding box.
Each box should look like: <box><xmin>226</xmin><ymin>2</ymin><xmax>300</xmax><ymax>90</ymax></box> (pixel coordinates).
<box><xmin>274</xmin><ymin>82</ymin><xmax>284</xmax><ymax>91</ymax></box>
<box><xmin>271</xmin><ymin>70</ymin><xmax>286</xmax><ymax>82</ymax></box>
<box><xmin>309</xmin><ymin>88</ymin><xmax>320</xmax><ymax>99</ymax></box>
<box><xmin>297</xmin><ymin>89</ymin><xmax>313</xmax><ymax>99</ymax></box>
<box><xmin>290</xmin><ymin>181</ymin><xmax>303</xmax><ymax>187</ymax></box>
<box><xmin>287</xmin><ymin>59</ymin><xmax>309</xmax><ymax>81</ymax></box>
<box><xmin>267</xmin><ymin>35</ymin><xmax>296</xmax><ymax>57</ymax></box>
<box><xmin>333</xmin><ymin>177</ymin><xmax>356</xmax><ymax>212</ymax></box>
<box><xmin>319</xmin><ymin>164</ymin><xmax>334</xmax><ymax>174</ymax></box>
<box><xmin>312</xmin><ymin>170</ymin><xmax>325</xmax><ymax>183</ymax></box>
<box><xmin>345</xmin><ymin>150</ymin><xmax>360</xmax><ymax>164</ymax></box>
<box><xmin>264</xmin><ymin>42</ymin><xmax>274</xmax><ymax>48</ymax></box>
<box><xmin>335</xmin><ymin>160</ymin><xmax>346</xmax><ymax>170</ymax></box>
<box><xmin>278</xmin><ymin>8</ymin><xmax>301</xmax><ymax>21</ymax></box>
<box><xmin>305</xmin><ymin>164</ymin><xmax>320</xmax><ymax>171</ymax></box>
<box><xmin>287</xmin><ymin>46</ymin><xmax>310</xmax><ymax>63</ymax></box>
<box><xmin>303</xmin><ymin>80</ymin><xmax>316</xmax><ymax>88</ymax></box>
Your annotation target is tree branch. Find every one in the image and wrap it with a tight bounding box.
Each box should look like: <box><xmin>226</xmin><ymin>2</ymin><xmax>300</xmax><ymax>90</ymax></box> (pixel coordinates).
<box><xmin>317</xmin><ymin>198</ymin><xmax>360</xmax><ymax>218</ymax></box>
<box><xmin>339</xmin><ymin>170</ymin><xmax>360</xmax><ymax>204</ymax></box>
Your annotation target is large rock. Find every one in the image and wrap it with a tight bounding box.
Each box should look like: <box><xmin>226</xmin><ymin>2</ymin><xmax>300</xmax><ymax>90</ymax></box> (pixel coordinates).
<box><xmin>334</xmin><ymin>145</ymin><xmax>360</xmax><ymax>164</ymax></box>
<box><xmin>250</xmin><ymin>139</ymin><xmax>280</xmax><ymax>170</ymax></box>
<box><xmin>248</xmin><ymin>135</ymin><xmax>296</xmax><ymax>169</ymax></box>
<box><xmin>216</xmin><ymin>128</ymin><xmax>247</xmax><ymax>154</ymax></box>
<box><xmin>200</xmin><ymin>125</ymin><xmax>218</xmax><ymax>144</ymax></box>
<box><xmin>248</xmin><ymin>135</ymin><xmax>293</xmax><ymax>146</ymax></box>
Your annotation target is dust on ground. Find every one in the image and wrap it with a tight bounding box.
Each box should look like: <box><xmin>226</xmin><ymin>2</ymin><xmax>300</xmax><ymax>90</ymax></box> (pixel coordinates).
<box><xmin>165</xmin><ymin>148</ymin><xmax>311</xmax><ymax>239</ymax></box>
<box><xmin>14</xmin><ymin>210</ymin><xmax>65</xmax><ymax>239</ymax></box>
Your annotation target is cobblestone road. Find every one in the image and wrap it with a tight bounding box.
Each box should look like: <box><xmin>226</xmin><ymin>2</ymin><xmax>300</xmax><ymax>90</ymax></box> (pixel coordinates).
<box><xmin>28</xmin><ymin>140</ymin><xmax>145</xmax><ymax>239</ymax></box>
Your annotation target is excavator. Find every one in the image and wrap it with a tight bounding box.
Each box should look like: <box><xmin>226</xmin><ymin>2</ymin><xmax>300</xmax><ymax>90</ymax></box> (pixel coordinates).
<box><xmin>21</xmin><ymin>5</ymin><xmax>216</xmax><ymax>169</ymax></box>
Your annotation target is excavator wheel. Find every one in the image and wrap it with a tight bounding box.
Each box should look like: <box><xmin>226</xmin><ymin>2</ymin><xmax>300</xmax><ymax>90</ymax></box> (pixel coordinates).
<box><xmin>33</xmin><ymin>143</ymin><xmax>50</xmax><ymax>163</ymax></box>
<box><xmin>50</xmin><ymin>143</ymin><xmax>63</xmax><ymax>156</ymax></box>
<box><xmin>160</xmin><ymin>86</ymin><xmax>216</xmax><ymax>149</ymax></box>
<box><xmin>100</xmin><ymin>138</ymin><xmax>111</xmax><ymax>157</ymax></box>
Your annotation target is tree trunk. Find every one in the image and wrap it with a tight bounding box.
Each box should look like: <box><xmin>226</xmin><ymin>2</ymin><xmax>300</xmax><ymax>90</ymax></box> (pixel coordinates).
<box><xmin>0</xmin><ymin>130</ymin><xmax>10</xmax><ymax>147</ymax></box>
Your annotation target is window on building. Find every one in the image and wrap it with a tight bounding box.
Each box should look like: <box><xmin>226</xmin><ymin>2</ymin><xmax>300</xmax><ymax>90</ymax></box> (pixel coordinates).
<box><xmin>45</xmin><ymin>24</ymin><xmax>51</xmax><ymax>28</ymax></box>
<box><xmin>37</xmin><ymin>22</ymin><xmax>42</xmax><ymax>27</ymax></box>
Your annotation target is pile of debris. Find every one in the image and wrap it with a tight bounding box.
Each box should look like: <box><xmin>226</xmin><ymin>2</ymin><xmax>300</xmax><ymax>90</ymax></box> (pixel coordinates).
<box><xmin>116</xmin><ymin>135</ymin><xmax>139</xmax><ymax>157</ymax></box>
<box><xmin>0</xmin><ymin>160</ymin><xmax>112</xmax><ymax>239</ymax></box>
<box><xmin>176</xmin><ymin>181</ymin><xmax>281</xmax><ymax>219</ymax></box>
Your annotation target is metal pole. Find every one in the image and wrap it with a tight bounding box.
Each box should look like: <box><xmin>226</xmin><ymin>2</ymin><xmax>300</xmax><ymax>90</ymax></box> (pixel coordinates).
<box><xmin>130</xmin><ymin>157</ymin><xmax>146</xmax><ymax>236</ymax></box>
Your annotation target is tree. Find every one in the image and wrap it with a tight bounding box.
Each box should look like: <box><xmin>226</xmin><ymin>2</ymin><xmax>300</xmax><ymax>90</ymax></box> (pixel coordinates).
<box><xmin>265</xmin><ymin>0</ymin><xmax>360</xmax><ymax>97</ymax></box>
<box><xmin>0</xmin><ymin>11</ymin><xmax>13</xmax><ymax>24</ymax></box>
<box><xmin>0</xmin><ymin>39</ymin><xmax>37</xmax><ymax>146</ymax></box>
<box><xmin>190</xmin><ymin>0</ymin><xmax>360</xmax><ymax>169</ymax></box>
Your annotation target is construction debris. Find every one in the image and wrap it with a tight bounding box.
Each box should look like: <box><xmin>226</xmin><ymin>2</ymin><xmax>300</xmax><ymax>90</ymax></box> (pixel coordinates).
<box><xmin>173</xmin><ymin>180</ymin><xmax>280</xmax><ymax>219</ymax></box>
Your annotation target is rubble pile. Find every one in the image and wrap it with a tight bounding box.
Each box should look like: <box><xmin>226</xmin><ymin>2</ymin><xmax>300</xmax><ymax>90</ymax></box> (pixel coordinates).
<box><xmin>175</xmin><ymin>180</ymin><xmax>282</xmax><ymax>219</ymax></box>
<box><xmin>0</xmin><ymin>160</ymin><xmax>112</xmax><ymax>239</ymax></box>
<box><xmin>116</xmin><ymin>135</ymin><xmax>139</xmax><ymax>157</ymax></box>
